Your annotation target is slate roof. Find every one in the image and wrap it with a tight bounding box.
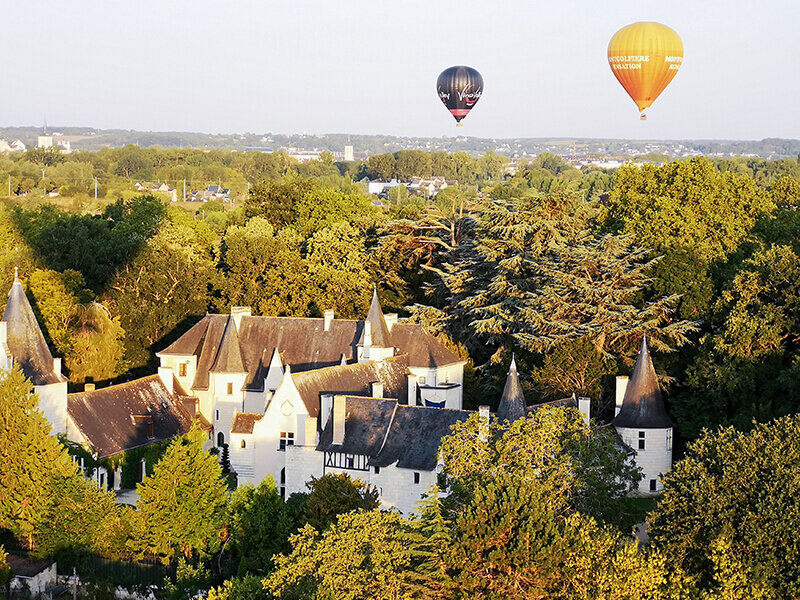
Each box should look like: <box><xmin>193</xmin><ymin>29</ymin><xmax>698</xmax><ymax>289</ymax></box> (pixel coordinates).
<box><xmin>317</xmin><ymin>396</ymin><xmax>398</xmax><ymax>456</ymax></box>
<box><xmin>317</xmin><ymin>396</ymin><xmax>471</xmax><ymax>471</ymax></box>
<box><xmin>210</xmin><ymin>315</ymin><xmax>245</xmax><ymax>374</ymax></box>
<box><xmin>231</xmin><ymin>412</ymin><xmax>264</xmax><ymax>434</ymax></box>
<box><xmin>358</xmin><ymin>288</ymin><xmax>393</xmax><ymax>348</ymax></box>
<box><xmin>7</xmin><ymin>554</ymin><xmax>54</xmax><ymax>578</ymax></box>
<box><xmin>158</xmin><ymin>312</ymin><xmax>462</xmax><ymax>392</ymax></box>
<box><xmin>612</xmin><ymin>336</ymin><xmax>674</xmax><ymax>429</ymax></box>
<box><xmin>2</xmin><ymin>278</ymin><xmax>65</xmax><ymax>386</ymax></box>
<box><xmin>67</xmin><ymin>375</ymin><xmax>194</xmax><ymax>459</ymax></box>
<box><xmin>497</xmin><ymin>356</ymin><xmax>526</xmax><ymax>422</ymax></box>
<box><xmin>292</xmin><ymin>355</ymin><xmax>411</xmax><ymax>417</ymax></box>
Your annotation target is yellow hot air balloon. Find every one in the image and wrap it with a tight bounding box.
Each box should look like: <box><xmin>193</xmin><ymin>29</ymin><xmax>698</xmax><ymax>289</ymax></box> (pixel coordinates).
<box><xmin>608</xmin><ymin>22</ymin><xmax>683</xmax><ymax>119</ymax></box>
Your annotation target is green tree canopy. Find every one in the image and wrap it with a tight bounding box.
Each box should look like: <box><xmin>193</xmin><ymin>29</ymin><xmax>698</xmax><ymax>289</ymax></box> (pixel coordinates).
<box><xmin>133</xmin><ymin>422</ymin><xmax>229</xmax><ymax>563</ymax></box>
<box><xmin>438</xmin><ymin>406</ymin><xmax>640</xmax><ymax>527</ymax></box>
<box><xmin>649</xmin><ymin>415</ymin><xmax>800</xmax><ymax>598</ymax></box>
<box><xmin>303</xmin><ymin>473</ymin><xmax>379</xmax><ymax>533</ymax></box>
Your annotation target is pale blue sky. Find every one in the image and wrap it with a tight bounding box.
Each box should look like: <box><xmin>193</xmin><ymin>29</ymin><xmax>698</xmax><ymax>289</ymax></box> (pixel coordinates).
<box><xmin>4</xmin><ymin>1</ymin><xmax>799</xmax><ymax>140</ymax></box>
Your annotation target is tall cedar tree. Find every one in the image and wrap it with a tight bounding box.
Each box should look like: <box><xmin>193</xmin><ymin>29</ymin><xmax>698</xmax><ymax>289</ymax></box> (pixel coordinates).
<box><xmin>413</xmin><ymin>191</ymin><xmax>694</xmax><ymax>400</ymax></box>
<box><xmin>134</xmin><ymin>421</ymin><xmax>229</xmax><ymax>563</ymax></box>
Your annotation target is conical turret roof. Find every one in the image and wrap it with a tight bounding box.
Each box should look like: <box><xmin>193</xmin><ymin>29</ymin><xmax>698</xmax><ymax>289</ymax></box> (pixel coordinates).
<box><xmin>210</xmin><ymin>314</ymin><xmax>246</xmax><ymax>374</ymax></box>
<box><xmin>358</xmin><ymin>287</ymin><xmax>393</xmax><ymax>349</ymax></box>
<box><xmin>612</xmin><ymin>336</ymin><xmax>673</xmax><ymax>429</ymax></box>
<box><xmin>2</xmin><ymin>274</ymin><xmax>64</xmax><ymax>385</ymax></box>
<box><xmin>498</xmin><ymin>355</ymin><xmax>526</xmax><ymax>422</ymax></box>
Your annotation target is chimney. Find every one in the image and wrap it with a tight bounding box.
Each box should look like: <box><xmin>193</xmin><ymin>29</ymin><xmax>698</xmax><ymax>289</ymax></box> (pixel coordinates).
<box><xmin>407</xmin><ymin>373</ymin><xmax>418</xmax><ymax>406</ymax></box>
<box><xmin>230</xmin><ymin>306</ymin><xmax>251</xmax><ymax>330</ymax></box>
<box><xmin>363</xmin><ymin>321</ymin><xmax>372</xmax><ymax>347</ymax></box>
<box><xmin>478</xmin><ymin>405</ymin><xmax>490</xmax><ymax>442</ymax></box>
<box><xmin>578</xmin><ymin>397</ymin><xmax>591</xmax><ymax>425</ymax></box>
<box><xmin>324</xmin><ymin>309</ymin><xmax>334</xmax><ymax>332</ymax></box>
<box><xmin>615</xmin><ymin>376</ymin><xmax>629</xmax><ymax>417</ymax></box>
<box><xmin>84</xmin><ymin>382</ymin><xmax>95</xmax><ymax>392</ymax></box>
<box><xmin>321</xmin><ymin>394</ymin><xmax>334</xmax><ymax>427</ymax></box>
<box><xmin>333</xmin><ymin>395</ymin><xmax>346</xmax><ymax>445</ymax></box>
<box><xmin>384</xmin><ymin>313</ymin><xmax>398</xmax><ymax>332</ymax></box>
<box><xmin>158</xmin><ymin>367</ymin><xmax>174</xmax><ymax>395</ymax></box>
<box><xmin>53</xmin><ymin>357</ymin><xmax>62</xmax><ymax>375</ymax></box>
<box><xmin>371</xmin><ymin>381</ymin><xmax>384</xmax><ymax>398</ymax></box>
<box><xmin>304</xmin><ymin>417</ymin><xmax>318</xmax><ymax>447</ymax></box>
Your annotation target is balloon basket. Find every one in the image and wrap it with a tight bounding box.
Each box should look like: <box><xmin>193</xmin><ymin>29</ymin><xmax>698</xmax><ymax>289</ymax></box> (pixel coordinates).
<box><xmin>456</xmin><ymin>123</ymin><xmax>464</xmax><ymax>128</ymax></box>
<box><xmin>640</xmin><ymin>113</ymin><xmax>647</xmax><ymax>121</ymax></box>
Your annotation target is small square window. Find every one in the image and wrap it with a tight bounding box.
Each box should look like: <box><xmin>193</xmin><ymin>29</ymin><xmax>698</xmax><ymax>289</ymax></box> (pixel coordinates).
<box><xmin>413</xmin><ymin>472</ymin><xmax>420</xmax><ymax>484</ymax></box>
<box><xmin>374</xmin><ymin>466</ymin><xmax>380</xmax><ymax>475</ymax></box>
<box><xmin>279</xmin><ymin>431</ymin><xmax>295</xmax><ymax>451</ymax></box>
<box><xmin>419</xmin><ymin>376</ymin><xmax>426</xmax><ymax>385</ymax></box>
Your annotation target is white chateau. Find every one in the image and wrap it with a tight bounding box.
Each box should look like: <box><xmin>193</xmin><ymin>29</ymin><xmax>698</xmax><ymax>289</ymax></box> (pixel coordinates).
<box><xmin>2</xmin><ymin>272</ymin><xmax>672</xmax><ymax>510</ymax></box>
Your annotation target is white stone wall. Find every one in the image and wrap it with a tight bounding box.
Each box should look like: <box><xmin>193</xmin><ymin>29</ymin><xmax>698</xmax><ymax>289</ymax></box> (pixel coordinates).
<box><xmin>409</xmin><ymin>365</ymin><xmax>464</xmax><ymax>410</ymax></box>
<box><xmin>285</xmin><ymin>445</ymin><xmax>324</xmax><ymax>496</ymax></box>
<box><xmin>11</xmin><ymin>562</ymin><xmax>57</xmax><ymax>595</ymax></box>
<box><xmin>285</xmin><ymin>446</ymin><xmax>437</xmax><ymax>516</ymax></box>
<box><xmin>208</xmin><ymin>372</ymin><xmax>247</xmax><ymax>446</ymax></box>
<box><xmin>616</xmin><ymin>426</ymin><xmax>673</xmax><ymax>495</ymax></box>
<box><xmin>243</xmin><ymin>389</ymin><xmax>269</xmax><ymax>414</ymax></box>
<box><xmin>35</xmin><ymin>381</ymin><xmax>68</xmax><ymax>435</ymax></box>
<box><xmin>157</xmin><ymin>354</ymin><xmax>196</xmax><ymax>395</ymax></box>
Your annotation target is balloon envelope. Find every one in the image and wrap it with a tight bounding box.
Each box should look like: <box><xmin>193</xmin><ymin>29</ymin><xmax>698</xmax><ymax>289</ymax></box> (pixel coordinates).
<box><xmin>608</xmin><ymin>22</ymin><xmax>683</xmax><ymax>114</ymax></box>
<box><xmin>436</xmin><ymin>66</ymin><xmax>483</xmax><ymax>123</ymax></box>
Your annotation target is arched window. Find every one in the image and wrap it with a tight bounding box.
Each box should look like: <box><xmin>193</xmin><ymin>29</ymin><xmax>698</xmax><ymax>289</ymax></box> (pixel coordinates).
<box><xmin>240</xmin><ymin>439</ymin><xmax>246</xmax><ymax>449</ymax></box>
<box><xmin>217</xmin><ymin>432</ymin><xmax>225</xmax><ymax>447</ymax></box>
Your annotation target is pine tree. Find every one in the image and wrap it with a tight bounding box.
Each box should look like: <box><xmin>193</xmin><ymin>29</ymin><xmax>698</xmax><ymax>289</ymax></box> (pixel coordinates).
<box><xmin>0</xmin><ymin>368</ymin><xmax>80</xmax><ymax>549</ymax></box>
<box><xmin>134</xmin><ymin>421</ymin><xmax>229</xmax><ymax>563</ymax></box>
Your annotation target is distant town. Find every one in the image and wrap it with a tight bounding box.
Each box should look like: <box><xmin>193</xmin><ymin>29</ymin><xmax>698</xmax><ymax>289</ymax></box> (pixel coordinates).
<box><xmin>1</xmin><ymin>126</ymin><xmax>799</xmax><ymax>162</ymax></box>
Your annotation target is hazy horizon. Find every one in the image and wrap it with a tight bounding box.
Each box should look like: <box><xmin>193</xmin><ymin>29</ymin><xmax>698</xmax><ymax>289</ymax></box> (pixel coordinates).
<box><xmin>5</xmin><ymin>1</ymin><xmax>799</xmax><ymax>141</ymax></box>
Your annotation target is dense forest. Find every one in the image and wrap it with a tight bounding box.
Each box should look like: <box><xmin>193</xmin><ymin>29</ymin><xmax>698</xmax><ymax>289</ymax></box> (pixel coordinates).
<box><xmin>2</xmin><ymin>145</ymin><xmax>800</xmax><ymax>598</ymax></box>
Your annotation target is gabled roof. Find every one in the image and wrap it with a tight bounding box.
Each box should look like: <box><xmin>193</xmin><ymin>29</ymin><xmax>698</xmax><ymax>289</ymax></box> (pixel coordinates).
<box><xmin>292</xmin><ymin>355</ymin><xmax>410</xmax><ymax>416</ymax></box>
<box><xmin>67</xmin><ymin>375</ymin><xmax>193</xmax><ymax>459</ymax></box>
<box><xmin>316</xmin><ymin>396</ymin><xmax>471</xmax><ymax>471</ymax></box>
<box><xmin>612</xmin><ymin>336</ymin><xmax>673</xmax><ymax>429</ymax></box>
<box><xmin>358</xmin><ymin>288</ymin><xmax>393</xmax><ymax>348</ymax></box>
<box><xmin>158</xmin><ymin>313</ymin><xmax>462</xmax><ymax>392</ymax></box>
<box><xmin>497</xmin><ymin>356</ymin><xmax>526</xmax><ymax>422</ymax></box>
<box><xmin>370</xmin><ymin>404</ymin><xmax>471</xmax><ymax>470</ymax></box>
<box><xmin>210</xmin><ymin>315</ymin><xmax>245</xmax><ymax>374</ymax></box>
<box><xmin>2</xmin><ymin>277</ymin><xmax>65</xmax><ymax>386</ymax></box>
